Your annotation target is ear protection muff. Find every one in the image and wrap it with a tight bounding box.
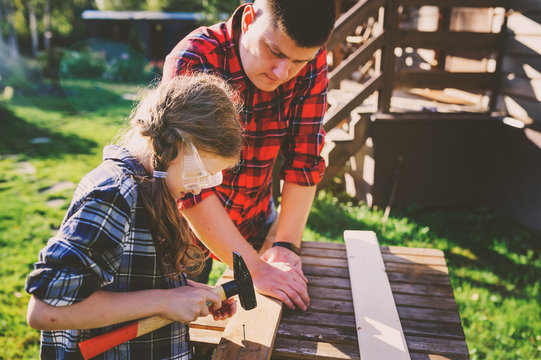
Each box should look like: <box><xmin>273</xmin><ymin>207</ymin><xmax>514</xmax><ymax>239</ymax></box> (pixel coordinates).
<box><xmin>242</xmin><ymin>4</ymin><xmax>255</xmax><ymax>33</ymax></box>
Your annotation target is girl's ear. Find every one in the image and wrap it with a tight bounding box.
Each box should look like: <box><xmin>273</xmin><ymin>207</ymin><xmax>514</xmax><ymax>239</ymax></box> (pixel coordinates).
<box><xmin>241</xmin><ymin>4</ymin><xmax>255</xmax><ymax>33</ymax></box>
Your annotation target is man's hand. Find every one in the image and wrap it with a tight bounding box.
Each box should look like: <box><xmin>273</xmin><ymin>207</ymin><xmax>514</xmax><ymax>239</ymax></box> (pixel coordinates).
<box><xmin>261</xmin><ymin>245</ymin><xmax>306</xmax><ymax>282</ymax></box>
<box><xmin>252</xmin><ymin>254</ymin><xmax>309</xmax><ymax>311</ymax></box>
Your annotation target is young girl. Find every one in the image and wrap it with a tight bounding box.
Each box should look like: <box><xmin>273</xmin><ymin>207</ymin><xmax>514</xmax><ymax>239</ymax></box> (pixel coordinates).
<box><xmin>25</xmin><ymin>73</ymin><xmax>243</xmax><ymax>359</ymax></box>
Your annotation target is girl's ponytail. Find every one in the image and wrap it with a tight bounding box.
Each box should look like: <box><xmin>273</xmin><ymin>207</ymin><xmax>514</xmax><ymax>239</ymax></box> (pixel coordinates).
<box><xmin>121</xmin><ymin>73</ymin><xmax>243</xmax><ymax>280</ymax></box>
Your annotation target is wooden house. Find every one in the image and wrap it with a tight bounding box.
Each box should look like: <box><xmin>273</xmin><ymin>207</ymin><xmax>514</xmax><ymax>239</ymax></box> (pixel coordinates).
<box><xmin>81</xmin><ymin>10</ymin><xmax>203</xmax><ymax>62</ymax></box>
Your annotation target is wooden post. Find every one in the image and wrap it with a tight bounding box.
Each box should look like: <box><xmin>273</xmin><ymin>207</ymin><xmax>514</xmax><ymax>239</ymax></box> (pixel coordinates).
<box><xmin>378</xmin><ymin>0</ymin><xmax>398</xmax><ymax>112</ymax></box>
<box><xmin>489</xmin><ymin>0</ymin><xmax>511</xmax><ymax>112</ymax></box>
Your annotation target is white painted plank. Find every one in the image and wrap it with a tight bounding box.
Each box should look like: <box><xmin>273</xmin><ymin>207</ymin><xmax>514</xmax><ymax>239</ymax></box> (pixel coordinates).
<box><xmin>344</xmin><ymin>230</ymin><xmax>411</xmax><ymax>360</ymax></box>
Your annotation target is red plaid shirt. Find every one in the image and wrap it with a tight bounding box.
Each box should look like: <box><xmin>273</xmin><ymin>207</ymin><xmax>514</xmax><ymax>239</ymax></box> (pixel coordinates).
<box><xmin>164</xmin><ymin>5</ymin><xmax>327</xmax><ymax>242</ymax></box>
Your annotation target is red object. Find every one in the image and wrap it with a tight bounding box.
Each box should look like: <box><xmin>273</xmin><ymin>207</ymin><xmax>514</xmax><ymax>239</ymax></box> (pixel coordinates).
<box><xmin>79</xmin><ymin>322</ymin><xmax>138</xmax><ymax>360</ymax></box>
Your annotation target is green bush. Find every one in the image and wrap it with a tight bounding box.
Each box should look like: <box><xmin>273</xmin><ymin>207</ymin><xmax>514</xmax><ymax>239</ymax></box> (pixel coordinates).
<box><xmin>103</xmin><ymin>50</ymin><xmax>151</xmax><ymax>83</ymax></box>
<box><xmin>58</xmin><ymin>40</ymin><xmax>153</xmax><ymax>83</ymax></box>
<box><xmin>59</xmin><ymin>48</ymin><xmax>107</xmax><ymax>79</ymax></box>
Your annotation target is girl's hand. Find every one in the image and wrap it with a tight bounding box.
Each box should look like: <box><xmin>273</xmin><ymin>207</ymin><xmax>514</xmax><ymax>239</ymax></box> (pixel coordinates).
<box><xmin>211</xmin><ymin>297</ymin><xmax>237</xmax><ymax>321</ymax></box>
<box><xmin>186</xmin><ymin>279</ymin><xmax>237</xmax><ymax>320</ymax></box>
<box><xmin>160</xmin><ymin>286</ymin><xmax>222</xmax><ymax>324</ymax></box>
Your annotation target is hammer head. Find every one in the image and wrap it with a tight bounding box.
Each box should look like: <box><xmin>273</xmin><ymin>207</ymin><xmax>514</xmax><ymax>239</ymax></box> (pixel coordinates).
<box><xmin>232</xmin><ymin>251</ymin><xmax>257</xmax><ymax>310</ymax></box>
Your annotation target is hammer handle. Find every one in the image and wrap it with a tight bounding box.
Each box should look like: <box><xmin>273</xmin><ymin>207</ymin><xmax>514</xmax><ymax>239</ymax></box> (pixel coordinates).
<box><xmin>78</xmin><ymin>286</ymin><xmax>226</xmax><ymax>360</ymax></box>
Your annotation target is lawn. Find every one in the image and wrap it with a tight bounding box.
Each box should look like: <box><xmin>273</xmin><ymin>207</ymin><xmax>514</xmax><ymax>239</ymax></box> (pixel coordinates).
<box><xmin>0</xmin><ymin>80</ymin><xmax>539</xmax><ymax>359</ymax></box>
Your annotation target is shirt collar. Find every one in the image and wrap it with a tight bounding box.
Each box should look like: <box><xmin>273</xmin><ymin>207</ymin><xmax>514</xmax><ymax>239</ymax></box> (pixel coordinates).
<box><xmin>103</xmin><ymin>145</ymin><xmax>148</xmax><ymax>177</ymax></box>
<box><xmin>225</xmin><ymin>4</ymin><xmax>250</xmax><ymax>93</ymax></box>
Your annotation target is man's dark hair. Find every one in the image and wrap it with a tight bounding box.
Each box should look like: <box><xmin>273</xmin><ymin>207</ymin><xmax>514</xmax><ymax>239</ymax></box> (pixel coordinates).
<box><xmin>267</xmin><ymin>0</ymin><xmax>336</xmax><ymax>48</ymax></box>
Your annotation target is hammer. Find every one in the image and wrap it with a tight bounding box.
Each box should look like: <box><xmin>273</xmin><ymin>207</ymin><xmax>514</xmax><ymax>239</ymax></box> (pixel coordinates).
<box><xmin>78</xmin><ymin>251</ymin><xmax>257</xmax><ymax>360</ymax></box>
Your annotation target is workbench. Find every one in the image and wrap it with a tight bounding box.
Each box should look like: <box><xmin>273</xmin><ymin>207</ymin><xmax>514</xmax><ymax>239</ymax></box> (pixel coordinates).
<box><xmin>190</xmin><ymin>239</ymin><xmax>470</xmax><ymax>359</ymax></box>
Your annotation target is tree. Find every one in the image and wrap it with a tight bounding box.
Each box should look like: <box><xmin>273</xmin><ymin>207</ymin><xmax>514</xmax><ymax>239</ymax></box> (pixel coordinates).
<box><xmin>27</xmin><ymin>0</ymin><xmax>38</xmax><ymax>57</ymax></box>
<box><xmin>5</xmin><ymin>0</ymin><xmax>19</xmax><ymax>58</ymax></box>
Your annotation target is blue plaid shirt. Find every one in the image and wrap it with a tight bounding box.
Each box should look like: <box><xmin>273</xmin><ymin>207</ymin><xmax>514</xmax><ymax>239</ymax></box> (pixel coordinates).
<box><xmin>25</xmin><ymin>145</ymin><xmax>192</xmax><ymax>360</ymax></box>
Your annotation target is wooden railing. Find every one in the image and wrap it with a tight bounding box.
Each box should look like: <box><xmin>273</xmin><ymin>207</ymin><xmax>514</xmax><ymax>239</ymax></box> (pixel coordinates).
<box><xmin>316</xmin><ymin>0</ymin><xmax>510</xmax><ymax>188</ymax></box>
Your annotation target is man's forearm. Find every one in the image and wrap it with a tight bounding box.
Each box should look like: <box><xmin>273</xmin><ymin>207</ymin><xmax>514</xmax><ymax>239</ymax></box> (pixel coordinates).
<box><xmin>180</xmin><ymin>194</ymin><xmax>262</xmax><ymax>270</ymax></box>
<box><xmin>273</xmin><ymin>182</ymin><xmax>317</xmax><ymax>247</ymax></box>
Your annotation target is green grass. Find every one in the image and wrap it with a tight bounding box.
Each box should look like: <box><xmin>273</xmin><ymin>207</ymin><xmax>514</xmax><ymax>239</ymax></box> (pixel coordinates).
<box><xmin>0</xmin><ymin>79</ymin><xmax>144</xmax><ymax>359</ymax></box>
<box><xmin>0</xmin><ymin>80</ymin><xmax>540</xmax><ymax>359</ymax></box>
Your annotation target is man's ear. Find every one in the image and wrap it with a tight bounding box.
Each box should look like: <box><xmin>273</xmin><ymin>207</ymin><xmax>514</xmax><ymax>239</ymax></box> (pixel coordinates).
<box><xmin>241</xmin><ymin>4</ymin><xmax>255</xmax><ymax>33</ymax></box>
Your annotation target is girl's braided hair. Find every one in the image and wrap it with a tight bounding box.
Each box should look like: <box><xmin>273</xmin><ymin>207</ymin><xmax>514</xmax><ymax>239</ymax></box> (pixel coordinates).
<box><xmin>121</xmin><ymin>73</ymin><xmax>243</xmax><ymax>279</ymax></box>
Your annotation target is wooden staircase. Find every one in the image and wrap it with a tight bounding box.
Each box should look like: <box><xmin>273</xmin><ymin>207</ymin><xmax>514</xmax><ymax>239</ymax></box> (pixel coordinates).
<box><xmin>315</xmin><ymin>0</ymin><xmax>510</xmax><ymax>195</ymax></box>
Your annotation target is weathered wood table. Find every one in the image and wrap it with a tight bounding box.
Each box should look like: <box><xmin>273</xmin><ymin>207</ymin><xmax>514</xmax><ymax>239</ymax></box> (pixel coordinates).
<box><xmin>190</xmin><ymin>240</ymin><xmax>469</xmax><ymax>359</ymax></box>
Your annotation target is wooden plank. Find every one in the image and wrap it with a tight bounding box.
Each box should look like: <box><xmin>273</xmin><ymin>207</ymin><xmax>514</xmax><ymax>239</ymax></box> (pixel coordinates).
<box><xmin>301</xmin><ymin>246</ymin><xmax>348</xmax><ymax>259</ymax></box>
<box><xmin>307</xmin><ymin>298</ymin><xmax>355</xmax><ymax>314</ymax></box>
<box><xmin>397</xmin><ymin>306</ymin><xmax>462</xmax><ymax>324</ymax></box>
<box><xmin>344</xmin><ymin>230</ymin><xmax>411</xmax><ymax>359</ymax></box>
<box><xmin>212</xmin><ymin>293</ymin><xmax>283</xmax><ymax>360</ymax></box>
<box><xmin>281</xmin><ymin>311</ymin><xmax>356</xmax><ymax>329</ymax></box>
<box><xmin>393</xmin><ymin>294</ymin><xmax>458</xmax><ymax>310</ymax></box>
<box><xmin>383</xmin><ymin>253</ymin><xmax>448</xmax><ymax>266</ymax></box>
<box><xmin>302</xmin><ymin>256</ymin><xmax>348</xmax><ymax>268</ymax></box>
<box><xmin>507</xmin><ymin>12</ymin><xmax>541</xmax><ymax>36</ymax></box>
<box><xmin>400</xmin><ymin>0</ymin><xmax>507</xmax><ymax>7</ymax></box>
<box><xmin>329</xmin><ymin>32</ymin><xmax>386</xmax><ymax>89</ymax></box>
<box><xmin>328</xmin><ymin>0</ymin><xmax>385</xmax><ymax>50</ymax></box>
<box><xmin>385</xmin><ymin>262</ymin><xmax>450</xmax><ymax>275</ymax></box>
<box><xmin>306</xmin><ymin>275</ymin><xmax>351</xmax><ymax>289</ymax></box>
<box><xmin>382</xmin><ymin>246</ymin><xmax>444</xmax><ymax>257</ymax></box>
<box><xmin>190</xmin><ymin>314</ymin><xmax>228</xmax><ymax>330</ymax></box>
<box><xmin>387</xmin><ymin>272</ymin><xmax>452</xmax><ymax>286</ymax></box>
<box><xmin>394</xmin><ymin>71</ymin><xmax>497</xmax><ymax>90</ymax></box>
<box><xmin>306</xmin><ymin>283</ymin><xmax>350</xmax><ymax>298</ymax></box>
<box><xmin>324</xmin><ymin>73</ymin><xmax>382</xmax><ymax>131</ymax></box>
<box><xmin>190</xmin><ymin>327</ymin><xmax>222</xmax><ymax>345</ymax></box>
<box><xmin>405</xmin><ymin>335</ymin><xmax>470</xmax><ymax>358</ymax></box>
<box><xmin>400</xmin><ymin>321</ymin><xmax>465</xmax><ymax>341</ymax></box>
<box><xmin>273</xmin><ymin>337</ymin><xmax>360</xmax><ymax>359</ymax></box>
<box><xmin>302</xmin><ymin>263</ymin><xmax>350</xmax><ymax>278</ymax></box>
<box><xmin>410</xmin><ymin>353</ymin><xmax>469</xmax><ymax>360</ymax></box>
<box><xmin>390</xmin><ymin>283</ymin><xmax>454</xmax><ymax>297</ymax></box>
<box><xmin>277</xmin><ymin>322</ymin><xmax>358</xmax><ymax>344</ymax></box>
<box><xmin>302</xmin><ymin>241</ymin><xmax>346</xmax><ymax>250</ymax></box>
<box><xmin>303</xmin><ymin>243</ymin><xmax>445</xmax><ymax>258</ymax></box>
<box><xmin>395</xmin><ymin>30</ymin><xmax>500</xmax><ymax>50</ymax></box>
<box><xmin>304</xmin><ymin>242</ymin><xmax>443</xmax><ymax>256</ymax></box>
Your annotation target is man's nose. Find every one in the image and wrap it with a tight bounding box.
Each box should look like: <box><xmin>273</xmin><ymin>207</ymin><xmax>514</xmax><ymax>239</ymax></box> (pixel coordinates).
<box><xmin>272</xmin><ymin>59</ymin><xmax>289</xmax><ymax>81</ymax></box>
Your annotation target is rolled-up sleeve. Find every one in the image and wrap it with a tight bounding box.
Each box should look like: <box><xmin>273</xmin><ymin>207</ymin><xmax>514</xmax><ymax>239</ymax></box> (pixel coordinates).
<box><xmin>280</xmin><ymin>48</ymin><xmax>328</xmax><ymax>186</ymax></box>
<box><xmin>25</xmin><ymin>187</ymin><xmax>131</xmax><ymax>306</ymax></box>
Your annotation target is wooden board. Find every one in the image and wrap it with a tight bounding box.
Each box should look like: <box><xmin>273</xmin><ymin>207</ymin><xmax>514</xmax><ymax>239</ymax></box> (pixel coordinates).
<box><xmin>190</xmin><ymin>240</ymin><xmax>469</xmax><ymax>360</ymax></box>
<box><xmin>212</xmin><ymin>291</ymin><xmax>283</xmax><ymax>360</ymax></box>
<box><xmin>344</xmin><ymin>230</ymin><xmax>411</xmax><ymax>360</ymax></box>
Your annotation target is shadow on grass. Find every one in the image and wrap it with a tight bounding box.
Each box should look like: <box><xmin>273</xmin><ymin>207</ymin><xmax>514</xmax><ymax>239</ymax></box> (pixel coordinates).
<box><xmin>59</xmin><ymin>80</ymin><xmax>134</xmax><ymax>114</ymax></box>
<box><xmin>0</xmin><ymin>105</ymin><xmax>97</xmax><ymax>158</ymax></box>
<box><xmin>9</xmin><ymin>79</ymin><xmax>134</xmax><ymax>118</ymax></box>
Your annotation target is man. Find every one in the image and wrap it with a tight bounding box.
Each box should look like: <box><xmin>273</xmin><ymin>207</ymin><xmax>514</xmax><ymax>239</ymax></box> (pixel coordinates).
<box><xmin>163</xmin><ymin>0</ymin><xmax>336</xmax><ymax>311</ymax></box>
